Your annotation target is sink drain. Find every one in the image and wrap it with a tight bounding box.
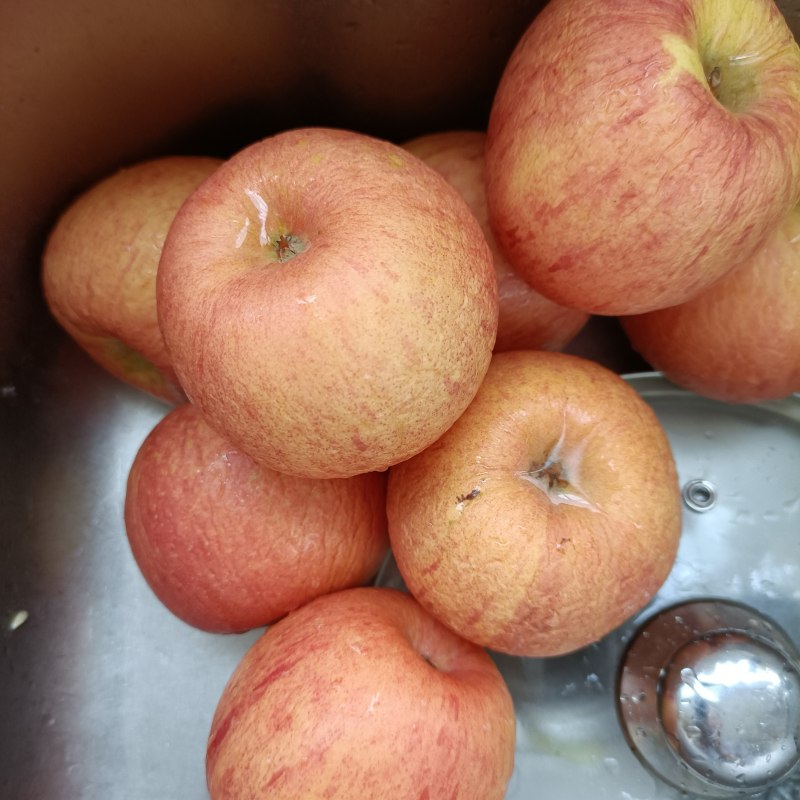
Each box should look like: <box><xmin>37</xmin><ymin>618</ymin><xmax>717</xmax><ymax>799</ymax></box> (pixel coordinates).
<box><xmin>682</xmin><ymin>478</ymin><xmax>718</xmax><ymax>512</ymax></box>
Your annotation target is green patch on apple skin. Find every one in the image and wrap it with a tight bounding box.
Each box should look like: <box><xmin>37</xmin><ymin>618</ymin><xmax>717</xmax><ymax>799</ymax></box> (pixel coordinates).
<box><xmin>101</xmin><ymin>338</ymin><xmax>172</xmax><ymax>396</ymax></box>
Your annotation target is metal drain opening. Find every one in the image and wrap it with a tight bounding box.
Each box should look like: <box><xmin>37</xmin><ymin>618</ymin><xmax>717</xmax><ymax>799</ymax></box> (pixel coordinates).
<box><xmin>682</xmin><ymin>478</ymin><xmax>718</xmax><ymax>513</ymax></box>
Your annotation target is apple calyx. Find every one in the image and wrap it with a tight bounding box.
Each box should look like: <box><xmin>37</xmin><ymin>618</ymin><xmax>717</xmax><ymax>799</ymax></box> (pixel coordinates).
<box><xmin>273</xmin><ymin>232</ymin><xmax>305</xmax><ymax>263</ymax></box>
<box><xmin>421</xmin><ymin>653</ymin><xmax>439</xmax><ymax>670</ymax></box>
<box><xmin>518</xmin><ymin>424</ymin><xmax>598</xmax><ymax>511</ymax></box>
<box><xmin>240</xmin><ymin>187</ymin><xmax>307</xmax><ymax>263</ymax></box>
<box><xmin>521</xmin><ymin>459</ymin><xmax>596</xmax><ymax>510</ymax></box>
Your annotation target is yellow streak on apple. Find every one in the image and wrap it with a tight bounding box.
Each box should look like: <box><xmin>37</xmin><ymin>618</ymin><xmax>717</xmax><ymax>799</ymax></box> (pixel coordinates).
<box><xmin>659</xmin><ymin>34</ymin><xmax>707</xmax><ymax>88</ymax></box>
<box><xmin>387</xmin><ymin>152</ymin><xmax>406</xmax><ymax>168</ymax></box>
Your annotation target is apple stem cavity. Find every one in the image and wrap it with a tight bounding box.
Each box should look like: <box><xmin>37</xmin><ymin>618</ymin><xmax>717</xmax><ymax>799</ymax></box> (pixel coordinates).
<box><xmin>701</xmin><ymin>55</ymin><xmax>758</xmax><ymax>113</ymax></box>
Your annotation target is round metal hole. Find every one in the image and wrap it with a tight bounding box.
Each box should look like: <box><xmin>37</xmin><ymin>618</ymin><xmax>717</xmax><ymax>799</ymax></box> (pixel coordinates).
<box><xmin>682</xmin><ymin>478</ymin><xmax>718</xmax><ymax>513</ymax></box>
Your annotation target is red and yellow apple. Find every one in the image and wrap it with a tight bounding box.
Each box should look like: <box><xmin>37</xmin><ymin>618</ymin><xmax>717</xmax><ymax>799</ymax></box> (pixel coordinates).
<box><xmin>485</xmin><ymin>0</ymin><xmax>800</xmax><ymax>315</ymax></box>
<box><xmin>124</xmin><ymin>403</ymin><xmax>389</xmax><ymax>633</ymax></box>
<box><xmin>157</xmin><ymin>127</ymin><xmax>498</xmax><ymax>479</ymax></box>
<box><xmin>621</xmin><ymin>203</ymin><xmax>800</xmax><ymax>403</ymax></box>
<box><xmin>387</xmin><ymin>350</ymin><xmax>682</xmax><ymax>658</ymax></box>
<box><xmin>206</xmin><ymin>587</ymin><xmax>516</xmax><ymax>800</ymax></box>
<box><xmin>403</xmin><ymin>129</ymin><xmax>589</xmax><ymax>352</ymax></box>
<box><xmin>42</xmin><ymin>155</ymin><xmax>220</xmax><ymax>402</ymax></box>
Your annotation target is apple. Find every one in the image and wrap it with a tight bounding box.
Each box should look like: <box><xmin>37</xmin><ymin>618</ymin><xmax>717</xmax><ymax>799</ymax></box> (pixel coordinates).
<box><xmin>206</xmin><ymin>586</ymin><xmax>516</xmax><ymax>800</ymax></box>
<box><xmin>41</xmin><ymin>155</ymin><xmax>221</xmax><ymax>402</ymax></box>
<box><xmin>157</xmin><ymin>126</ymin><xmax>498</xmax><ymax>479</ymax></box>
<box><xmin>403</xmin><ymin>130</ymin><xmax>589</xmax><ymax>352</ymax></box>
<box><xmin>621</xmin><ymin>203</ymin><xmax>800</xmax><ymax>403</ymax></box>
<box><xmin>124</xmin><ymin>403</ymin><xmax>389</xmax><ymax>633</ymax></box>
<box><xmin>387</xmin><ymin>350</ymin><xmax>682</xmax><ymax>658</ymax></box>
<box><xmin>484</xmin><ymin>0</ymin><xmax>800</xmax><ymax>315</ymax></box>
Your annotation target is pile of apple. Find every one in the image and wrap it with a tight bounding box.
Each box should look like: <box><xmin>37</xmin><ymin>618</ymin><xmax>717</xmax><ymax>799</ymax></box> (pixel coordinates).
<box><xmin>40</xmin><ymin>1</ymin><xmax>800</xmax><ymax>798</ymax></box>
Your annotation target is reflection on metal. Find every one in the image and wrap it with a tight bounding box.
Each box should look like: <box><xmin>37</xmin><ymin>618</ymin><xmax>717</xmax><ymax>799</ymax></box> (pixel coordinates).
<box><xmin>618</xmin><ymin>599</ymin><xmax>800</xmax><ymax>798</ymax></box>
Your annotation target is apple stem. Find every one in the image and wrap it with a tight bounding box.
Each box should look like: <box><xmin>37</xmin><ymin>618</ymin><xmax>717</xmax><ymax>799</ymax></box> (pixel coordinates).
<box><xmin>707</xmin><ymin>65</ymin><xmax>722</xmax><ymax>95</ymax></box>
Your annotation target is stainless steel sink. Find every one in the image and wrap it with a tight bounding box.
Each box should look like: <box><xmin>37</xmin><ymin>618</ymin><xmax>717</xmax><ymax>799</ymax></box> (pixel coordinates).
<box><xmin>3</xmin><ymin>3</ymin><xmax>800</xmax><ymax>799</ymax></box>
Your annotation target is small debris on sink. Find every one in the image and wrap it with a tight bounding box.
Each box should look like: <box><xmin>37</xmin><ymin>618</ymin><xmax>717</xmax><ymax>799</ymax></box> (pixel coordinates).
<box><xmin>8</xmin><ymin>610</ymin><xmax>29</xmax><ymax>631</ymax></box>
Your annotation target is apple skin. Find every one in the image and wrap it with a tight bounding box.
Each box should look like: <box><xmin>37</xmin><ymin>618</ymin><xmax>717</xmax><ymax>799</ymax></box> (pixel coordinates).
<box><xmin>621</xmin><ymin>204</ymin><xmax>800</xmax><ymax>403</ymax></box>
<box><xmin>387</xmin><ymin>350</ymin><xmax>682</xmax><ymax>658</ymax></box>
<box><xmin>124</xmin><ymin>403</ymin><xmax>389</xmax><ymax>633</ymax></box>
<box><xmin>157</xmin><ymin>127</ymin><xmax>498</xmax><ymax>479</ymax></box>
<box><xmin>41</xmin><ymin>155</ymin><xmax>221</xmax><ymax>402</ymax></box>
<box><xmin>485</xmin><ymin>0</ymin><xmax>800</xmax><ymax>315</ymax></box>
<box><xmin>403</xmin><ymin>130</ymin><xmax>589</xmax><ymax>352</ymax></box>
<box><xmin>206</xmin><ymin>586</ymin><xmax>516</xmax><ymax>800</ymax></box>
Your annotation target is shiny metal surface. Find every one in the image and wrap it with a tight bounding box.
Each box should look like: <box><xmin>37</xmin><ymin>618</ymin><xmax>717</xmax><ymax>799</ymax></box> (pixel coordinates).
<box><xmin>665</xmin><ymin>635</ymin><xmax>800</xmax><ymax>790</ymax></box>
<box><xmin>618</xmin><ymin>600</ymin><xmax>800</xmax><ymax>797</ymax></box>
<box><xmin>0</xmin><ymin>347</ymin><xmax>263</xmax><ymax>799</ymax></box>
